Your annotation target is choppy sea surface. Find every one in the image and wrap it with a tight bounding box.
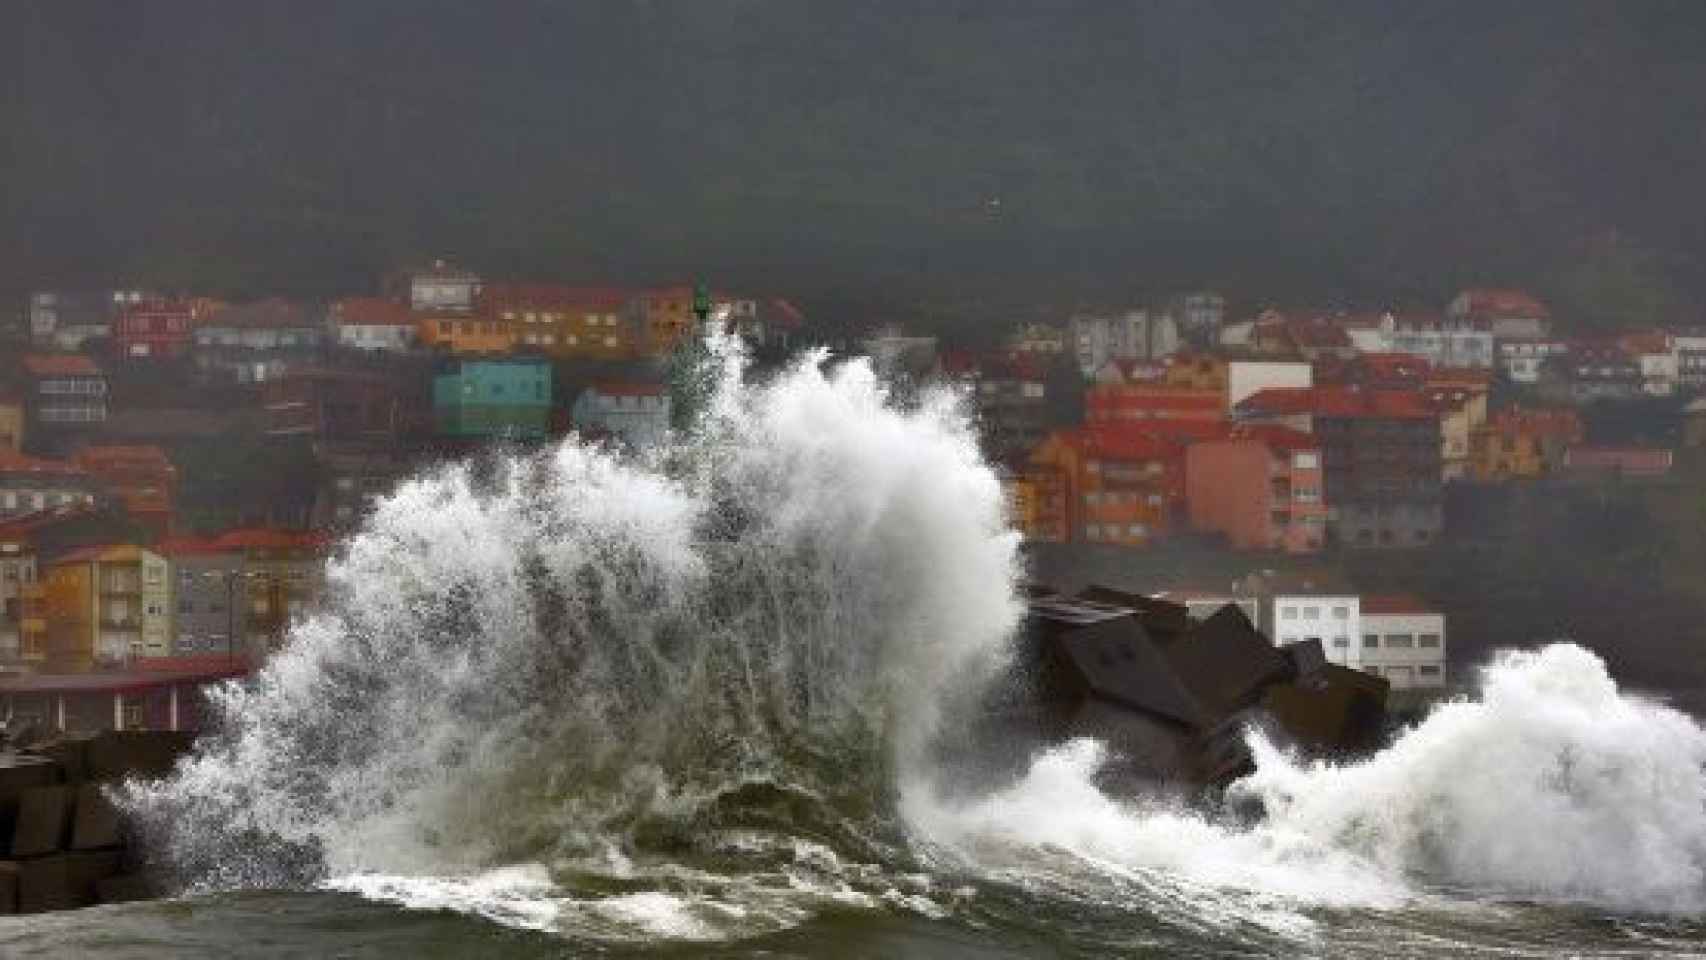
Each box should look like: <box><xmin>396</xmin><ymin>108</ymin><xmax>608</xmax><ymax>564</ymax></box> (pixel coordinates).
<box><xmin>10</xmin><ymin>337</ymin><xmax>1705</xmax><ymax>957</ymax></box>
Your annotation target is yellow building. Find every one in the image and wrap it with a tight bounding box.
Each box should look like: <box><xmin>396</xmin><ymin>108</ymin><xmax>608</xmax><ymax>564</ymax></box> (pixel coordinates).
<box><xmin>415</xmin><ymin>314</ymin><xmax>516</xmax><ymax>355</ymax></box>
<box><xmin>633</xmin><ymin>286</ymin><xmax>755</xmax><ymax>357</ymax></box>
<box><xmin>41</xmin><ymin>545</ymin><xmax>171</xmax><ymax>670</ymax></box>
<box><xmin>0</xmin><ymin>396</ymin><xmax>22</xmax><ymax>452</ymax></box>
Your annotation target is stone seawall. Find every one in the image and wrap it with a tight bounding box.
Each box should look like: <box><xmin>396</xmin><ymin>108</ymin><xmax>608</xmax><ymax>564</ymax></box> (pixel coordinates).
<box><xmin>0</xmin><ymin>731</ymin><xmax>193</xmax><ymax>913</ymax></box>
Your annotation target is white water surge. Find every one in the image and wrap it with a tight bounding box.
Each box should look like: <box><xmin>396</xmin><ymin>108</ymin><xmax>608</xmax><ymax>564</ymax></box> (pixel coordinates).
<box><xmin>123</xmin><ymin>333</ymin><xmax>1706</xmax><ymax>943</ymax></box>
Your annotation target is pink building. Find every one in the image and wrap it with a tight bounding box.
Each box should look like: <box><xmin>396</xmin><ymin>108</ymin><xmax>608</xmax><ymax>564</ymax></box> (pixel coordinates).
<box><xmin>1186</xmin><ymin>426</ymin><xmax>1326</xmax><ymax>553</ymax></box>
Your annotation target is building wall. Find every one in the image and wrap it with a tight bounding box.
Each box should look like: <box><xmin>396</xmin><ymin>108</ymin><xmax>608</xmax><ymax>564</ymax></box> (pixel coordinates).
<box><xmin>41</xmin><ymin>563</ymin><xmax>95</xmax><ymax>670</ymax></box>
<box><xmin>1187</xmin><ymin>441</ymin><xmax>1325</xmax><ymax>552</ymax></box>
<box><xmin>0</xmin><ymin>548</ymin><xmax>36</xmax><ymax>662</ymax></box>
<box><xmin>1359</xmin><ymin>611</ymin><xmax>1446</xmax><ymax>688</ymax></box>
<box><xmin>570</xmin><ymin>390</ymin><xmax>671</xmax><ymax>450</ymax></box>
<box><xmin>1226</xmin><ymin>361</ymin><xmax>1312</xmax><ymax>411</ymax></box>
<box><xmin>433</xmin><ymin>360</ymin><xmax>553</xmax><ymax>439</ymax></box>
<box><xmin>1269</xmin><ymin>594</ymin><xmax>1362</xmax><ymax>667</ymax></box>
<box><xmin>416</xmin><ymin>315</ymin><xmax>514</xmax><ymax>355</ymax></box>
<box><xmin>0</xmin><ymin>403</ymin><xmax>23</xmax><ymax>452</ymax></box>
<box><xmin>170</xmin><ymin>552</ymin><xmax>245</xmax><ymax>655</ymax></box>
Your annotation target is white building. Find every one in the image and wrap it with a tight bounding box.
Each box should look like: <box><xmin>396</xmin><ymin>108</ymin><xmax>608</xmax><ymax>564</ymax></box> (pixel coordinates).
<box><xmin>1447</xmin><ymin>288</ymin><xmax>1551</xmax><ymax>340</ymax></box>
<box><xmin>400</xmin><ymin>259</ymin><xmax>481</xmax><ymax>313</ymax></box>
<box><xmin>1171</xmin><ymin>291</ymin><xmax>1226</xmax><ymax>345</ymax></box>
<box><xmin>1241</xmin><ymin>571</ymin><xmax>1362</xmax><ymax>667</ymax></box>
<box><xmin>1226</xmin><ymin>360</ymin><xmax>1312</xmax><ymax>411</ymax></box>
<box><xmin>1357</xmin><ymin>594</ymin><xmax>1446</xmax><ymax>689</ymax></box>
<box><xmin>1070</xmin><ymin>310</ymin><xmax>1180</xmax><ymax>377</ymax></box>
<box><xmin>1497</xmin><ymin>338</ymin><xmax>1568</xmax><ymax>384</ymax></box>
<box><xmin>332</xmin><ymin>298</ymin><xmax>417</xmax><ymax>353</ymax></box>
<box><xmin>1350</xmin><ymin>313</ymin><xmax>1495</xmax><ymax>369</ymax></box>
<box><xmin>571</xmin><ymin>383</ymin><xmax>671</xmax><ymax>451</ymax></box>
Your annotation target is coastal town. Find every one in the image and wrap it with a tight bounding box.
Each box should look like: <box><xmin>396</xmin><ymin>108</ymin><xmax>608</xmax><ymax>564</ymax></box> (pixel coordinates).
<box><xmin>1</xmin><ymin>266</ymin><xmax>1703</xmax><ymax>732</ymax></box>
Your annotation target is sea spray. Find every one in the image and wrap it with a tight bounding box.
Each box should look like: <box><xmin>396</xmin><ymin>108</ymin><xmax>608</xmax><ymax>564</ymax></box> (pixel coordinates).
<box><xmin>123</xmin><ymin>332</ymin><xmax>1025</xmax><ymax>902</ymax></box>
<box><xmin>118</xmin><ymin>330</ymin><xmax>1706</xmax><ymax>940</ymax></box>
<box><xmin>1234</xmin><ymin>643</ymin><xmax>1706</xmax><ymax>911</ymax></box>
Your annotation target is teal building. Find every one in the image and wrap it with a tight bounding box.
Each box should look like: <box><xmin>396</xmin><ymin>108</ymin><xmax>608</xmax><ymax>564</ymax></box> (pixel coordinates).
<box><xmin>432</xmin><ymin>358</ymin><xmax>553</xmax><ymax>439</ymax></box>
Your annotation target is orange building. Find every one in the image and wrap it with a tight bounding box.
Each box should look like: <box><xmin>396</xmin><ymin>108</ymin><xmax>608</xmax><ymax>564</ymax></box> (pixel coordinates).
<box><xmin>1186</xmin><ymin>427</ymin><xmax>1326</xmax><ymax>553</ymax></box>
<box><xmin>1470</xmin><ymin>406</ymin><xmax>1584</xmax><ymax>482</ymax></box>
<box><xmin>41</xmin><ymin>544</ymin><xmax>173</xmax><ymax>670</ymax></box>
<box><xmin>1003</xmin><ymin>467</ymin><xmax>1069</xmax><ymax>543</ymax></box>
<box><xmin>479</xmin><ymin>284</ymin><xmax>637</xmax><ymax>360</ymax></box>
<box><xmin>632</xmin><ymin>286</ymin><xmax>758</xmax><ymax>356</ymax></box>
<box><xmin>1031</xmin><ymin>428</ymin><xmax>1184</xmax><ymax>546</ymax></box>
<box><xmin>415</xmin><ymin>313</ymin><xmax>514</xmax><ymax>355</ymax></box>
<box><xmin>72</xmin><ymin>445</ymin><xmax>178</xmax><ymax>539</ymax></box>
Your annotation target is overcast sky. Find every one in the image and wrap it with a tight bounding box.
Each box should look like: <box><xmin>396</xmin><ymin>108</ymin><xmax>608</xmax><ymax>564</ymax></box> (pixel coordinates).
<box><xmin>5</xmin><ymin>1</ymin><xmax>1705</xmax><ymax>311</ymax></box>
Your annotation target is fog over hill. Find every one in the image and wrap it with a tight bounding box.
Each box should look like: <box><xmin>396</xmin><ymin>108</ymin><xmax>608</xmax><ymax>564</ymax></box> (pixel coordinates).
<box><xmin>5</xmin><ymin>1</ymin><xmax>1706</xmax><ymax>320</ymax></box>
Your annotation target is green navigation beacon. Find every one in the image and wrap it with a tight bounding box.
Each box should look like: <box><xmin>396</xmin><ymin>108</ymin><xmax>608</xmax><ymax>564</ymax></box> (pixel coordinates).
<box><xmin>692</xmin><ymin>283</ymin><xmax>712</xmax><ymax>322</ymax></box>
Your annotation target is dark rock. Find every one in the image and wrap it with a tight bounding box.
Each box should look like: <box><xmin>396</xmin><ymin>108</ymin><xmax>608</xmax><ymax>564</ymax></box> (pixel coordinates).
<box><xmin>28</xmin><ymin>736</ymin><xmax>96</xmax><ymax>784</ymax></box>
<box><xmin>0</xmin><ymin>862</ymin><xmax>17</xmax><ymax>914</ymax></box>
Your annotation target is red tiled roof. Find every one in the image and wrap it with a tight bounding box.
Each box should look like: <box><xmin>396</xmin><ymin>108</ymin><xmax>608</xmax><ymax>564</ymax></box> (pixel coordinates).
<box><xmin>1459</xmin><ymin>288</ymin><xmax>1549</xmax><ymax>318</ymax></box>
<box><xmin>1077</xmin><ymin>427</ymin><xmax>1185</xmax><ymax>462</ymax></box>
<box><xmin>47</xmin><ymin>544</ymin><xmax>139</xmax><ymax>567</ymax></box>
<box><xmin>1238</xmin><ymin>386</ymin><xmax>1436</xmax><ymax>420</ymax></box>
<box><xmin>479</xmin><ymin>283</ymin><xmax>631</xmax><ymax>311</ymax></box>
<box><xmin>155</xmin><ymin>536</ymin><xmax>239</xmax><ymax>557</ymax></box>
<box><xmin>334</xmin><ymin>297</ymin><xmax>415</xmax><ymax>327</ymax></box>
<box><xmin>589</xmin><ymin>382</ymin><xmax>668</xmax><ymax>397</ymax></box>
<box><xmin>0</xmin><ymin>451</ymin><xmax>87</xmax><ymax>477</ymax></box>
<box><xmin>1228</xmin><ymin>424</ymin><xmax>1318</xmax><ymax>454</ymax></box>
<box><xmin>1361</xmin><ymin>594</ymin><xmax>1439</xmax><ymax>615</ymax></box>
<box><xmin>73</xmin><ymin>445</ymin><xmax>174</xmax><ymax>468</ymax></box>
<box><xmin>21</xmin><ymin>354</ymin><xmax>102</xmax><ymax>377</ymax></box>
<box><xmin>212</xmin><ymin>528</ymin><xmax>329</xmax><ymax>551</ymax></box>
<box><xmin>205</xmin><ymin>299</ymin><xmax>314</xmax><ymax>329</ymax></box>
<box><xmin>0</xmin><ymin>664</ymin><xmax>250</xmax><ymax>695</ymax></box>
<box><xmin>1284</xmin><ymin>318</ymin><xmax>1352</xmax><ymax>349</ymax></box>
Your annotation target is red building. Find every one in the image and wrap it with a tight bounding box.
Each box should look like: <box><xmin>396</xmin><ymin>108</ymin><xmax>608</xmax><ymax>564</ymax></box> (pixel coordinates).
<box><xmin>1085</xmin><ymin>383</ymin><xmax>1228</xmax><ymax>444</ymax></box>
<box><xmin>262</xmin><ymin>367</ymin><xmax>421</xmax><ymax>448</ymax></box>
<box><xmin>1186</xmin><ymin>426</ymin><xmax>1326</xmax><ymax>553</ymax></box>
<box><xmin>70</xmin><ymin>445</ymin><xmax>178</xmax><ymax>539</ymax></box>
<box><xmin>113</xmin><ymin>300</ymin><xmax>194</xmax><ymax>360</ymax></box>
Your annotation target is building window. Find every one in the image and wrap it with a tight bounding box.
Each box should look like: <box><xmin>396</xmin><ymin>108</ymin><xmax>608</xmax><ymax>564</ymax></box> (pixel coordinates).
<box><xmin>1385</xmin><ymin>634</ymin><xmax>1414</xmax><ymax>648</ymax></box>
<box><xmin>1418</xmin><ymin>634</ymin><xmax>1441</xmax><ymax>648</ymax></box>
<box><xmin>1363</xmin><ymin>634</ymin><xmax>1378</xmax><ymax>647</ymax></box>
<box><xmin>1419</xmin><ymin>665</ymin><xmax>1441</xmax><ymax>676</ymax></box>
<box><xmin>1327</xmin><ymin>637</ymin><xmax>1344</xmax><ymax>647</ymax></box>
<box><xmin>1332</xmin><ymin>606</ymin><xmax>1348</xmax><ymax>619</ymax></box>
<box><xmin>1302</xmin><ymin>606</ymin><xmax>1319</xmax><ymax>619</ymax></box>
<box><xmin>1085</xmin><ymin>525</ymin><xmax>1100</xmax><ymax>541</ymax></box>
<box><xmin>1281</xmin><ymin>606</ymin><xmax>1297</xmax><ymax>619</ymax></box>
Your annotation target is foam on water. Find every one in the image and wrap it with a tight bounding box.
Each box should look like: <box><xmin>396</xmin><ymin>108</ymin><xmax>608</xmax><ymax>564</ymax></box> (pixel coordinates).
<box><xmin>122</xmin><ymin>331</ymin><xmax>1706</xmax><ymax>944</ymax></box>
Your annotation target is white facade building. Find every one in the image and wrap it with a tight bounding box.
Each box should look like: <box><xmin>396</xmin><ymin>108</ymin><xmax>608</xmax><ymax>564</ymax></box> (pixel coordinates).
<box><xmin>1070</xmin><ymin>310</ymin><xmax>1180</xmax><ymax>377</ymax></box>
<box><xmin>1226</xmin><ymin>360</ymin><xmax>1312</xmax><ymax>411</ymax></box>
<box><xmin>1497</xmin><ymin>338</ymin><xmax>1568</xmax><ymax>384</ymax></box>
<box><xmin>1267</xmin><ymin>592</ymin><xmax>1362</xmax><ymax>668</ymax></box>
<box><xmin>571</xmin><ymin>384</ymin><xmax>672</xmax><ymax>451</ymax></box>
<box><xmin>1358</xmin><ymin>595</ymin><xmax>1447</xmax><ymax>689</ymax></box>
<box><xmin>1355</xmin><ymin>314</ymin><xmax>1495</xmax><ymax>369</ymax></box>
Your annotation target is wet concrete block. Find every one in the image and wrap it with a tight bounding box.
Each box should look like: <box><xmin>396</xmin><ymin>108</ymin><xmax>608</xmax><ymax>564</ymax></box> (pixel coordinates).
<box><xmin>0</xmin><ymin>759</ymin><xmax>64</xmax><ymax>861</ymax></box>
<box><xmin>71</xmin><ymin>783</ymin><xmax>122</xmax><ymax>851</ymax></box>
<box><xmin>85</xmin><ymin>731</ymin><xmax>195</xmax><ymax>782</ymax></box>
<box><xmin>0</xmin><ymin>862</ymin><xmax>17</xmax><ymax>914</ymax></box>
<box><xmin>66</xmin><ymin>850</ymin><xmax>122</xmax><ymax>905</ymax></box>
<box><xmin>30</xmin><ymin>736</ymin><xmax>95</xmax><ymax>784</ymax></box>
<box><xmin>1283</xmin><ymin>639</ymin><xmax>1326</xmax><ymax>681</ymax></box>
<box><xmin>10</xmin><ymin>785</ymin><xmax>72</xmax><ymax>858</ymax></box>
<box><xmin>14</xmin><ymin>855</ymin><xmax>75</xmax><ymax>913</ymax></box>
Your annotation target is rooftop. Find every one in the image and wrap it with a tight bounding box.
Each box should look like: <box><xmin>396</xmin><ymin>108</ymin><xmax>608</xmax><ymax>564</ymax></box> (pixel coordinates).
<box><xmin>1361</xmin><ymin>593</ymin><xmax>1440</xmax><ymax>615</ymax></box>
<box><xmin>21</xmin><ymin>354</ymin><xmax>102</xmax><ymax>377</ymax></box>
<box><xmin>334</xmin><ymin>297</ymin><xmax>415</xmax><ymax>327</ymax></box>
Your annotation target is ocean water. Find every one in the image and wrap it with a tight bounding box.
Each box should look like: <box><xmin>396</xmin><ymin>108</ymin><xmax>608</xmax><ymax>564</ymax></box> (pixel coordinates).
<box><xmin>8</xmin><ymin>335</ymin><xmax>1703</xmax><ymax>957</ymax></box>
